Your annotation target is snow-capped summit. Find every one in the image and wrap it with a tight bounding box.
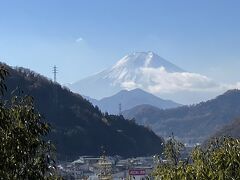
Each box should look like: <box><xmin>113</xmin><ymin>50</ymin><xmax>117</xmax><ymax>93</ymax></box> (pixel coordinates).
<box><xmin>104</xmin><ymin>51</ymin><xmax>184</xmax><ymax>88</ymax></box>
<box><xmin>112</xmin><ymin>51</ymin><xmax>183</xmax><ymax>72</ymax></box>
<box><xmin>68</xmin><ymin>51</ymin><xmax>218</xmax><ymax>104</ymax></box>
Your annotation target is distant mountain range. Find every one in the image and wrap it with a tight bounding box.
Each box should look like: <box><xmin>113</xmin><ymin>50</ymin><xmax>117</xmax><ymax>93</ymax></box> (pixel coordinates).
<box><xmin>85</xmin><ymin>88</ymin><xmax>181</xmax><ymax>114</ymax></box>
<box><xmin>2</xmin><ymin>63</ymin><xmax>164</xmax><ymax>160</ymax></box>
<box><xmin>69</xmin><ymin>51</ymin><xmax>219</xmax><ymax>104</ymax></box>
<box><xmin>123</xmin><ymin>89</ymin><xmax>240</xmax><ymax>143</ymax></box>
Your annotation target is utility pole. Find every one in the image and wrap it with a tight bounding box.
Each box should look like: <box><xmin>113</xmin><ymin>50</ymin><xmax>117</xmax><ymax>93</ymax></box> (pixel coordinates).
<box><xmin>119</xmin><ymin>103</ymin><xmax>122</xmax><ymax>116</ymax></box>
<box><xmin>53</xmin><ymin>65</ymin><xmax>57</xmax><ymax>82</ymax></box>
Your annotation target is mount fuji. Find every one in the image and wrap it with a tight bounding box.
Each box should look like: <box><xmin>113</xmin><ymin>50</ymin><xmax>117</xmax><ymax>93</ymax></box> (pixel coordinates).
<box><xmin>69</xmin><ymin>51</ymin><xmax>219</xmax><ymax>104</ymax></box>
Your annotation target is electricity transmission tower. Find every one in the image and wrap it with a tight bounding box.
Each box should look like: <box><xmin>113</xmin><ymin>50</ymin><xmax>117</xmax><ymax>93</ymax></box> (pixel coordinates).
<box><xmin>53</xmin><ymin>65</ymin><xmax>57</xmax><ymax>82</ymax></box>
<box><xmin>119</xmin><ymin>103</ymin><xmax>122</xmax><ymax>116</ymax></box>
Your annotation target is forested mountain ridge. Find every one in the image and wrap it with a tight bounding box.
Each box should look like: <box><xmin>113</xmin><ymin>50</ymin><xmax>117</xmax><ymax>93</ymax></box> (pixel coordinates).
<box><xmin>2</xmin><ymin>63</ymin><xmax>164</xmax><ymax>160</ymax></box>
<box><xmin>212</xmin><ymin>118</ymin><xmax>240</xmax><ymax>138</ymax></box>
<box><xmin>123</xmin><ymin>89</ymin><xmax>240</xmax><ymax>143</ymax></box>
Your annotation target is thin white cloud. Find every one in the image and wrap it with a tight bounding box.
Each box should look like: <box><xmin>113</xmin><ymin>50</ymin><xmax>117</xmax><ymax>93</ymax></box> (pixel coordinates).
<box><xmin>140</xmin><ymin>67</ymin><xmax>219</xmax><ymax>93</ymax></box>
<box><xmin>108</xmin><ymin>65</ymin><xmax>240</xmax><ymax>104</ymax></box>
<box><xmin>119</xmin><ymin>66</ymin><xmax>222</xmax><ymax>94</ymax></box>
<box><xmin>76</xmin><ymin>37</ymin><xmax>83</xmax><ymax>42</ymax></box>
<box><xmin>121</xmin><ymin>81</ymin><xmax>141</xmax><ymax>90</ymax></box>
<box><xmin>221</xmin><ymin>82</ymin><xmax>240</xmax><ymax>90</ymax></box>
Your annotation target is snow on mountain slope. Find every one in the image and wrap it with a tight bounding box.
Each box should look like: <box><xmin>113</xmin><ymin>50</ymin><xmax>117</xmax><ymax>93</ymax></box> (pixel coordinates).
<box><xmin>69</xmin><ymin>51</ymin><xmax>220</xmax><ymax>104</ymax></box>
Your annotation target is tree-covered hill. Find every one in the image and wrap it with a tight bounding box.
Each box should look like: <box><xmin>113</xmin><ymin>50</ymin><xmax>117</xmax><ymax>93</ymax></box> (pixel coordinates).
<box><xmin>2</xmin><ymin>63</ymin><xmax>164</xmax><ymax>160</ymax></box>
<box><xmin>213</xmin><ymin>118</ymin><xmax>240</xmax><ymax>138</ymax></box>
<box><xmin>123</xmin><ymin>90</ymin><xmax>240</xmax><ymax>143</ymax></box>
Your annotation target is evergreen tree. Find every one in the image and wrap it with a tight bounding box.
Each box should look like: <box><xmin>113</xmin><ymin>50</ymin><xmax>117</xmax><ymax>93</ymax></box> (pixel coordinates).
<box><xmin>153</xmin><ymin>136</ymin><xmax>240</xmax><ymax>179</ymax></box>
<box><xmin>0</xmin><ymin>66</ymin><xmax>58</xmax><ymax>179</ymax></box>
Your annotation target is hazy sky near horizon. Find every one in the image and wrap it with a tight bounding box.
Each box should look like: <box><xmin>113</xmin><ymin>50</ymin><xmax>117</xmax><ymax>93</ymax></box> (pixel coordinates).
<box><xmin>0</xmin><ymin>0</ymin><xmax>240</xmax><ymax>85</ymax></box>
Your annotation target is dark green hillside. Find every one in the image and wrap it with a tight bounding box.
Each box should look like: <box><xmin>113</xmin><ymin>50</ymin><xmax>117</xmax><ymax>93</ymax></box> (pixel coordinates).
<box><xmin>123</xmin><ymin>90</ymin><xmax>240</xmax><ymax>143</ymax></box>
<box><xmin>2</xmin><ymin>64</ymin><xmax>164</xmax><ymax>160</ymax></box>
<box><xmin>213</xmin><ymin>118</ymin><xmax>240</xmax><ymax>138</ymax></box>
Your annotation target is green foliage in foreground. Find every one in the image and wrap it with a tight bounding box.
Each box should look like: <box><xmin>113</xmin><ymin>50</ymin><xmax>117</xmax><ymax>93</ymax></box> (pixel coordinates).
<box><xmin>153</xmin><ymin>136</ymin><xmax>240</xmax><ymax>179</ymax></box>
<box><xmin>0</xmin><ymin>66</ymin><xmax>59</xmax><ymax>179</ymax></box>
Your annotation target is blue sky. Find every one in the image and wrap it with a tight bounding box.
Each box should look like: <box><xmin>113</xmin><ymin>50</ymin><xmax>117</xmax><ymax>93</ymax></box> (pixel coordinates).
<box><xmin>0</xmin><ymin>0</ymin><xmax>240</xmax><ymax>85</ymax></box>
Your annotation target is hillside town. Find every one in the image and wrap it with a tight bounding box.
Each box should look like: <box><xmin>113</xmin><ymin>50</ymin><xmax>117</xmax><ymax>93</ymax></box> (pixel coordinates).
<box><xmin>58</xmin><ymin>155</ymin><xmax>158</xmax><ymax>180</ymax></box>
<box><xmin>1</xmin><ymin>1</ymin><xmax>240</xmax><ymax>179</ymax></box>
